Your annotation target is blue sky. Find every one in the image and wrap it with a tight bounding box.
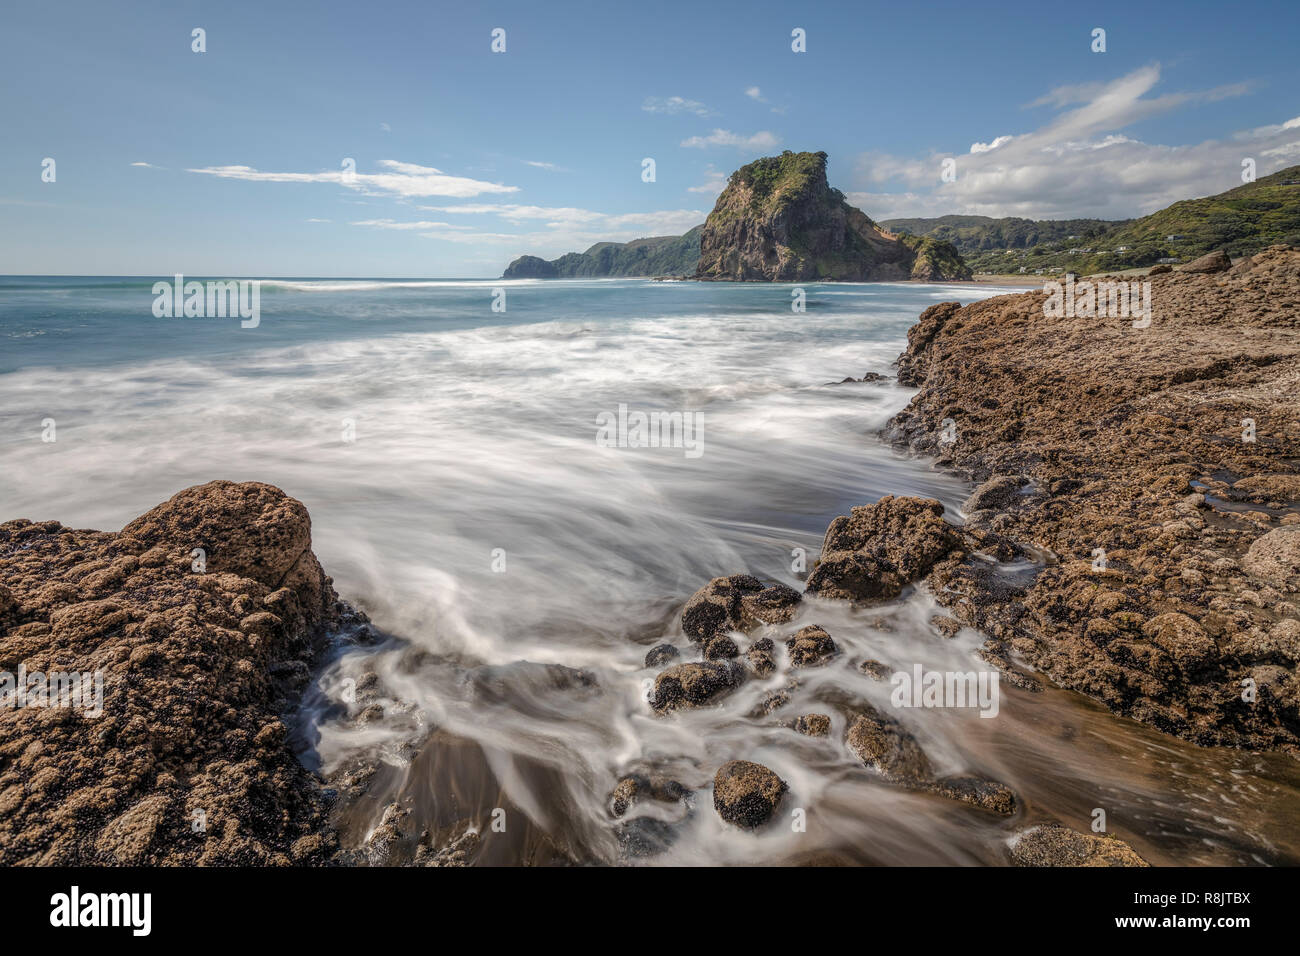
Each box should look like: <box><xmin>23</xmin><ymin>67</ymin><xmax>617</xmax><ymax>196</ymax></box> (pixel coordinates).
<box><xmin>2</xmin><ymin>0</ymin><xmax>1298</xmax><ymax>276</ymax></box>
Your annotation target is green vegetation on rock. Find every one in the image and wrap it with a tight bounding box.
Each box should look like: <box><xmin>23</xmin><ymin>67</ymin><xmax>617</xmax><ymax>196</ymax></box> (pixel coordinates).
<box><xmin>502</xmin><ymin>227</ymin><xmax>702</xmax><ymax>278</ymax></box>
<box><xmin>887</xmin><ymin>165</ymin><xmax>1300</xmax><ymax>275</ymax></box>
<box><xmin>694</xmin><ymin>150</ymin><xmax>970</xmax><ymax>281</ymax></box>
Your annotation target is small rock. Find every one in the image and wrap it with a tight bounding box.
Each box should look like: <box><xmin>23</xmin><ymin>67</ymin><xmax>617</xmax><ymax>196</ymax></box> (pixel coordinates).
<box><xmin>963</xmin><ymin>475</ymin><xmax>1023</xmax><ymax>514</ymax></box>
<box><xmin>1242</xmin><ymin>526</ymin><xmax>1300</xmax><ymax>590</ymax></box>
<box><xmin>931</xmin><ymin>775</ymin><xmax>1017</xmax><ymax>815</ymax></box>
<box><xmin>858</xmin><ymin>659</ymin><xmax>890</xmax><ymax>680</ymax></box>
<box><xmin>644</xmin><ymin>643</ymin><xmax>679</xmax><ymax>668</ymax></box>
<box><xmin>930</xmin><ymin>615</ymin><xmax>962</xmax><ymax>639</ymax></box>
<box><xmin>704</xmin><ymin>634</ymin><xmax>740</xmax><ymax>660</ymax></box>
<box><xmin>748</xmin><ymin>688</ymin><xmax>791</xmax><ymax>716</ymax></box>
<box><xmin>651</xmin><ymin>660</ymin><xmax>746</xmax><ymax>713</ymax></box>
<box><xmin>681</xmin><ymin>574</ymin><xmax>763</xmax><ymax>643</ymax></box>
<box><xmin>785</xmin><ymin>624</ymin><xmax>838</xmax><ymax>667</ymax></box>
<box><xmin>845</xmin><ymin>708</ymin><xmax>933</xmax><ymax>784</ymax></box>
<box><xmin>609</xmin><ymin>774</ymin><xmax>688</xmax><ymax>817</ymax></box>
<box><xmin>1009</xmin><ymin>824</ymin><xmax>1148</xmax><ymax>867</ymax></box>
<box><xmin>738</xmin><ymin>584</ymin><xmax>802</xmax><ymax>629</ymax></box>
<box><xmin>746</xmin><ymin>646</ymin><xmax>776</xmax><ymax>677</ymax></box>
<box><xmin>712</xmin><ymin>760</ymin><xmax>788</xmax><ymax>829</ymax></box>
<box><xmin>791</xmin><ymin>714</ymin><xmax>831</xmax><ymax>737</ymax></box>
<box><xmin>805</xmin><ymin>496</ymin><xmax>958</xmax><ymax>603</ymax></box>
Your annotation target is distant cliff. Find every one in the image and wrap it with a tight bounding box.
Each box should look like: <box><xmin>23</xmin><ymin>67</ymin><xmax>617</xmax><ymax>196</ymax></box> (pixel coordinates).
<box><xmin>695</xmin><ymin>151</ymin><xmax>970</xmax><ymax>281</ymax></box>
<box><xmin>503</xmin><ymin>227</ymin><xmax>702</xmax><ymax>278</ymax></box>
<box><xmin>499</xmin><ymin>151</ymin><xmax>972</xmax><ymax>281</ymax></box>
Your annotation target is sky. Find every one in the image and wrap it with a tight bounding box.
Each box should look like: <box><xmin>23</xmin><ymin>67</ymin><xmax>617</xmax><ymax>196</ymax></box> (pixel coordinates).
<box><xmin>2</xmin><ymin>0</ymin><xmax>1298</xmax><ymax>277</ymax></box>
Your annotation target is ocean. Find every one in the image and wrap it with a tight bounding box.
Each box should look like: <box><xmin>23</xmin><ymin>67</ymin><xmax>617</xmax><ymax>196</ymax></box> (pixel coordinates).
<box><xmin>2</xmin><ymin>275</ymin><xmax>1297</xmax><ymax>865</ymax></box>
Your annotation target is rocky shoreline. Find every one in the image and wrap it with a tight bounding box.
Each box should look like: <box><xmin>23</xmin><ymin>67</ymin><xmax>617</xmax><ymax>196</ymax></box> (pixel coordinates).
<box><xmin>886</xmin><ymin>245</ymin><xmax>1300</xmax><ymax>753</ymax></box>
<box><xmin>4</xmin><ymin>250</ymin><xmax>1296</xmax><ymax>866</ymax></box>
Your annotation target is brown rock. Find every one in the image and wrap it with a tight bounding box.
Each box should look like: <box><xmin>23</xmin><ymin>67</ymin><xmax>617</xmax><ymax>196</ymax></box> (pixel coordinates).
<box><xmin>931</xmin><ymin>775</ymin><xmax>1017</xmax><ymax>815</ymax></box>
<box><xmin>882</xmin><ymin>245</ymin><xmax>1300</xmax><ymax>752</ymax></box>
<box><xmin>712</xmin><ymin>760</ymin><xmax>788</xmax><ymax>829</ymax></box>
<box><xmin>785</xmin><ymin>624</ymin><xmax>838</xmax><ymax>667</ymax></box>
<box><xmin>680</xmin><ymin>574</ymin><xmax>763</xmax><ymax>643</ymax></box>
<box><xmin>123</xmin><ymin>480</ymin><xmax>313</xmax><ymax>590</ymax></box>
<box><xmin>704</xmin><ymin>634</ymin><xmax>740</xmax><ymax>660</ymax></box>
<box><xmin>609</xmin><ymin>774</ymin><xmax>688</xmax><ymax>817</ymax></box>
<box><xmin>1242</xmin><ymin>527</ymin><xmax>1300</xmax><ymax>590</ymax></box>
<box><xmin>1233</xmin><ymin>474</ymin><xmax>1300</xmax><ymax>501</ymax></box>
<box><xmin>845</xmin><ymin>708</ymin><xmax>933</xmax><ymax>784</ymax></box>
<box><xmin>738</xmin><ymin>584</ymin><xmax>802</xmax><ymax>629</ymax></box>
<box><xmin>963</xmin><ymin>475</ymin><xmax>1023</xmax><ymax>514</ymax></box>
<box><xmin>0</xmin><ymin>482</ymin><xmax>347</xmax><ymax>865</ymax></box>
<box><xmin>1010</xmin><ymin>824</ymin><xmax>1148</xmax><ymax>867</ymax></box>
<box><xmin>746</xmin><ymin>646</ymin><xmax>776</xmax><ymax>677</ymax></box>
<box><xmin>95</xmin><ymin>794</ymin><xmax>172</xmax><ymax>864</ymax></box>
<box><xmin>651</xmin><ymin>660</ymin><xmax>746</xmax><ymax>713</ymax></box>
<box><xmin>805</xmin><ymin>496</ymin><xmax>958</xmax><ymax>603</ymax></box>
<box><xmin>644</xmin><ymin>643</ymin><xmax>679</xmax><ymax>668</ymax></box>
<box><xmin>1178</xmin><ymin>249</ymin><xmax>1231</xmax><ymax>273</ymax></box>
<box><xmin>791</xmin><ymin>713</ymin><xmax>831</xmax><ymax>737</ymax></box>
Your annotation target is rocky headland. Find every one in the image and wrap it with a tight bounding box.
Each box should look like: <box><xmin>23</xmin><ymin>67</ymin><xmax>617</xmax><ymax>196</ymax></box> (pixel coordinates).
<box><xmin>502</xmin><ymin>151</ymin><xmax>970</xmax><ymax>282</ymax></box>
<box><xmin>694</xmin><ymin>151</ymin><xmax>969</xmax><ymax>282</ymax></box>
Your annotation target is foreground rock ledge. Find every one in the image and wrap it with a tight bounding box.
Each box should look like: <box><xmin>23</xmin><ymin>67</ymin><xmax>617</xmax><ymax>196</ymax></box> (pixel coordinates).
<box><xmin>887</xmin><ymin>245</ymin><xmax>1300</xmax><ymax>754</ymax></box>
<box><xmin>0</xmin><ymin>480</ymin><xmax>348</xmax><ymax>865</ymax></box>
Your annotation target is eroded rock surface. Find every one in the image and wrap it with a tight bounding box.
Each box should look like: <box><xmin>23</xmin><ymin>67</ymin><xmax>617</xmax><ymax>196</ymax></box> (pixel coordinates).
<box><xmin>887</xmin><ymin>246</ymin><xmax>1300</xmax><ymax>753</ymax></box>
<box><xmin>0</xmin><ymin>480</ymin><xmax>348</xmax><ymax>864</ymax></box>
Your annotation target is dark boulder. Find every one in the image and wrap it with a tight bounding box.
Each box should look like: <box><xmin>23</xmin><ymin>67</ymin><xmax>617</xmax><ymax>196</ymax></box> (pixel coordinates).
<box><xmin>712</xmin><ymin>760</ymin><xmax>788</xmax><ymax>829</ymax></box>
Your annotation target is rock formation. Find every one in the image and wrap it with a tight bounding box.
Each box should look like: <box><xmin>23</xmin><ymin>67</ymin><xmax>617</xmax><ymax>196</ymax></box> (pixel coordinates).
<box><xmin>885</xmin><ymin>244</ymin><xmax>1300</xmax><ymax>753</ymax></box>
<box><xmin>695</xmin><ymin>151</ymin><xmax>970</xmax><ymax>281</ymax></box>
<box><xmin>0</xmin><ymin>480</ymin><xmax>350</xmax><ymax>864</ymax></box>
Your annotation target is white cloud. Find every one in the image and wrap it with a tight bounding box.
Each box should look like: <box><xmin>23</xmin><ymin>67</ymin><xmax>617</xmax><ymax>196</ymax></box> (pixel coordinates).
<box><xmin>186</xmin><ymin>159</ymin><xmax>518</xmax><ymax>199</ymax></box>
<box><xmin>524</xmin><ymin>160</ymin><xmax>561</xmax><ymax>170</ymax></box>
<box><xmin>380</xmin><ymin>122</ymin><xmax>391</xmax><ymax>132</ymax></box>
<box><xmin>643</xmin><ymin>96</ymin><xmax>713</xmax><ymax>116</ymax></box>
<box><xmin>130</xmin><ymin>161</ymin><xmax>159</xmax><ymax>168</ymax></box>
<box><xmin>969</xmin><ymin>136</ymin><xmax>1013</xmax><ymax>154</ymax></box>
<box><xmin>745</xmin><ymin>86</ymin><xmax>765</xmax><ymax>102</ymax></box>
<box><xmin>849</xmin><ymin>65</ymin><xmax>1297</xmax><ymax>220</ymax></box>
<box><xmin>688</xmin><ymin>165</ymin><xmax>730</xmax><ymax>196</ymax></box>
<box><xmin>305</xmin><ymin>218</ymin><xmax>331</xmax><ymax>223</ymax></box>
<box><xmin>420</xmin><ymin>203</ymin><xmax>605</xmax><ymax>226</ymax></box>
<box><xmin>680</xmin><ymin>128</ymin><xmax>781</xmax><ymax>150</ymax></box>
<box><xmin>351</xmin><ymin>218</ymin><xmax>465</xmax><ymax>230</ymax></box>
<box><xmin>419</xmin><ymin>204</ymin><xmax>703</xmax><ymax>234</ymax></box>
<box><xmin>368</xmin><ymin>205</ymin><xmax>706</xmax><ymax>258</ymax></box>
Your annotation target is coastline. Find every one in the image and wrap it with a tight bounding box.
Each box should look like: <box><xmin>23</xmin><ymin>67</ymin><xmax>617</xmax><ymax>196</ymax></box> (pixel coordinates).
<box><xmin>3</xmin><ymin>251</ymin><xmax>1296</xmax><ymax>866</ymax></box>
